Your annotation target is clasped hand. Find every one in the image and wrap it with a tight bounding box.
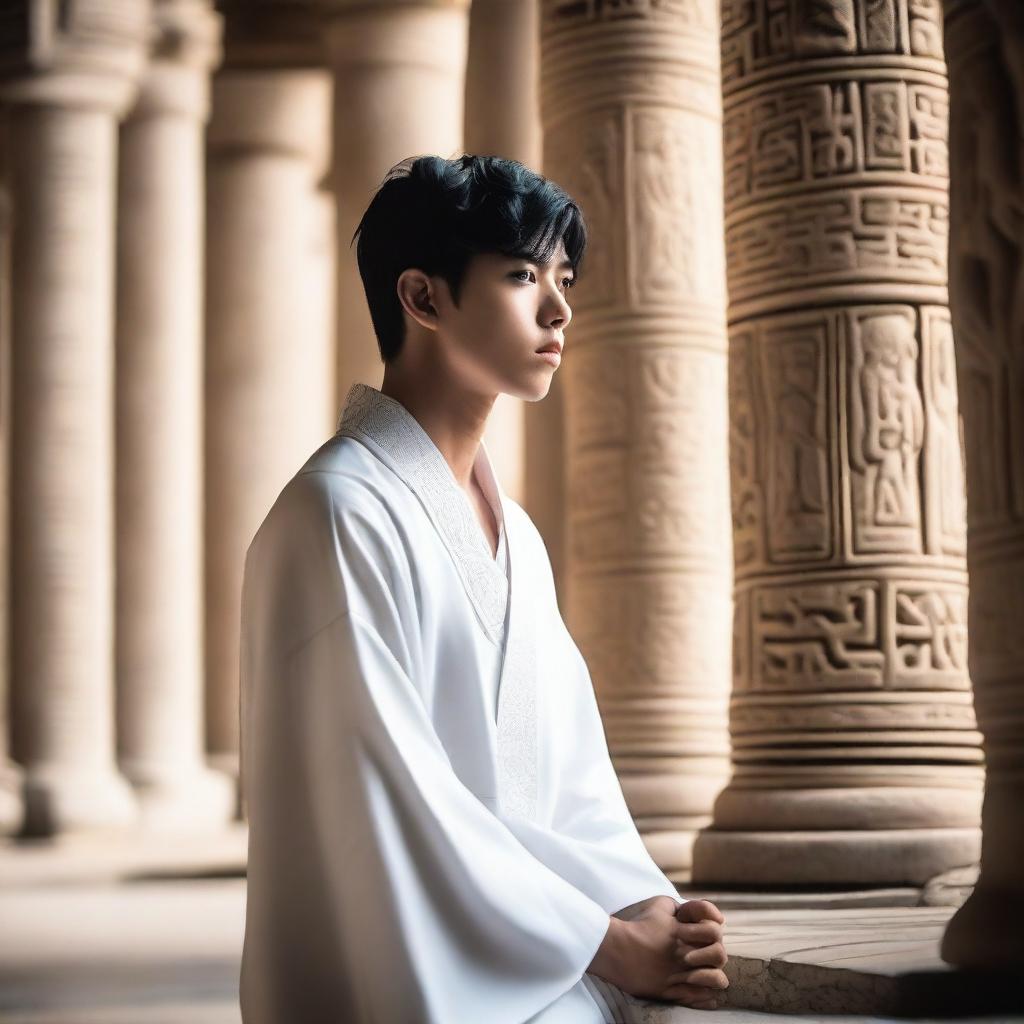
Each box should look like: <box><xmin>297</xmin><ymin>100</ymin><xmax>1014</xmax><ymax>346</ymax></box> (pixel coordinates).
<box><xmin>591</xmin><ymin>896</ymin><xmax>728</xmax><ymax>1010</ymax></box>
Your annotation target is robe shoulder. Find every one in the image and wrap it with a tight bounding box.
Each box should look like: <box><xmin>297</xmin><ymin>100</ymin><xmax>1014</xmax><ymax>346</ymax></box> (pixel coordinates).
<box><xmin>243</xmin><ymin>435</ymin><xmax>420</xmax><ymax>660</ymax></box>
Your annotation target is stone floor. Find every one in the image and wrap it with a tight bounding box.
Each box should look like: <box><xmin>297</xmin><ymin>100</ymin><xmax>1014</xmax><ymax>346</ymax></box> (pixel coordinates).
<box><xmin>0</xmin><ymin>831</ymin><xmax>1019</xmax><ymax>1024</ymax></box>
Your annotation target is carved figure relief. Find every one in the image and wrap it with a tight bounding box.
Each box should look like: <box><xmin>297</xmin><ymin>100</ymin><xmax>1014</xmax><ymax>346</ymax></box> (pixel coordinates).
<box><xmin>848</xmin><ymin>309</ymin><xmax>924</xmax><ymax>554</ymax></box>
<box><xmin>763</xmin><ymin>329</ymin><xmax>831</xmax><ymax>560</ymax></box>
<box><xmin>631</xmin><ymin>111</ymin><xmax>696</xmax><ymax>300</ymax></box>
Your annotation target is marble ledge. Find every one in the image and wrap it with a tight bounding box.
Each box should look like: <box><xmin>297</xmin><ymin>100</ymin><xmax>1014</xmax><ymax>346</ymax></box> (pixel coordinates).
<box><xmin>623</xmin><ymin>907</ymin><xmax>1023</xmax><ymax>1020</ymax></box>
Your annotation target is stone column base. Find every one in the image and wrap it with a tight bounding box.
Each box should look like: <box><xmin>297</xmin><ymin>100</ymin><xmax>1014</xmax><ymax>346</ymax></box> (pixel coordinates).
<box><xmin>693</xmin><ymin>828</ymin><xmax>981</xmax><ymax>887</ymax></box>
<box><xmin>0</xmin><ymin>761</ymin><xmax>22</xmax><ymax>835</ymax></box>
<box><xmin>21</xmin><ymin>765</ymin><xmax>136</xmax><ymax>837</ymax></box>
<box><xmin>123</xmin><ymin>765</ymin><xmax>236</xmax><ymax>832</ymax></box>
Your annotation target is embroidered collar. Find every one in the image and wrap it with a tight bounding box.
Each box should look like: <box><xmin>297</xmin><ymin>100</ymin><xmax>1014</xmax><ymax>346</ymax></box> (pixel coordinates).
<box><xmin>336</xmin><ymin>382</ymin><xmax>510</xmax><ymax>643</ymax></box>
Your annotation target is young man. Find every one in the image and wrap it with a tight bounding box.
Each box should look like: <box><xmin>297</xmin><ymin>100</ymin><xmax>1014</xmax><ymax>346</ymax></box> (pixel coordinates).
<box><xmin>239</xmin><ymin>154</ymin><xmax>729</xmax><ymax>1023</ymax></box>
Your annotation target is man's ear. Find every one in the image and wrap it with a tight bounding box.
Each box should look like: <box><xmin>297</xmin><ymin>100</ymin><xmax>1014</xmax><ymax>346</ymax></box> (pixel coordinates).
<box><xmin>396</xmin><ymin>269</ymin><xmax>440</xmax><ymax>332</ymax></box>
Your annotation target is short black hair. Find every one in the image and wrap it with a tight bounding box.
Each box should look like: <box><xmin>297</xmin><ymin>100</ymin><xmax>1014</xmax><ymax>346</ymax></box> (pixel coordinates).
<box><xmin>351</xmin><ymin>154</ymin><xmax>587</xmax><ymax>363</ymax></box>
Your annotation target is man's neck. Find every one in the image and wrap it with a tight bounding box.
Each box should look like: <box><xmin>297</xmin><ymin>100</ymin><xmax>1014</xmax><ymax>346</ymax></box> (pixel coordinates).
<box><xmin>379</xmin><ymin>365</ymin><xmax>496</xmax><ymax>491</ymax></box>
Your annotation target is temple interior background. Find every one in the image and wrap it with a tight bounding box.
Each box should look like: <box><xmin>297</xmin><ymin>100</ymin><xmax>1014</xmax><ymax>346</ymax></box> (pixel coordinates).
<box><xmin>0</xmin><ymin>0</ymin><xmax>1022</xmax><ymax>1021</ymax></box>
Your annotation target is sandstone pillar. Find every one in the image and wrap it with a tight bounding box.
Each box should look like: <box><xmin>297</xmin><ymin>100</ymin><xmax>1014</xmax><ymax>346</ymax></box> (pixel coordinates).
<box><xmin>941</xmin><ymin>0</ymin><xmax>1024</xmax><ymax>969</ymax></box>
<box><xmin>324</xmin><ymin>0</ymin><xmax>470</xmax><ymax>400</ymax></box>
<box><xmin>1</xmin><ymin>0</ymin><xmax>149</xmax><ymax>835</ymax></box>
<box><xmin>115</xmin><ymin>0</ymin><xmax>233</xmax><ymax>829</ymax></box>
<box><xmin>205</xmin><ymin>69</ymin><xmax>334</xmax><ymax>784</ymax></box>
<box><xmin>0</xmin><ymin>119</ymin><xmax>22</xmax><ymax>835</ymax></box>
<box><xmin>693</xmin><ymin>0</ymin><xmax>982</xmax><ymax>886</ymax></box>
<box><xmin>464</xmin><ymin>0</ymin><xmax>541</xmax><ymax>509</ymax></box>
<box><xmin>540</xmin><ymin>0</ymin><xmax>732</xmax><ymax>879</ymax></box>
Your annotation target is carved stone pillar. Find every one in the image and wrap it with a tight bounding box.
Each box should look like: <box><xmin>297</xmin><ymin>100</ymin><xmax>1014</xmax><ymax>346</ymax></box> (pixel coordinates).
<box><xmin>205</xmin><ymin>67</ymin><xmax>334</xmax><ymax>786</ymax></box>
<box><xmin>324</xmin><ymin>0</ymin><xmax>470</xmax><ymax>401</ymax></box>
<box><xmin>941</xmin><ymin>0</ymin><xmax>1024</xmax><ymax>970</ymax></box>
<box><xmin>540</xmin><ymin>0</ymin><xmax>732</xmax><ymax>879</ymax></box>
<box><xmin>464</xmin><ymin>0</ymin><xmax>541</xmax><ymax>510</ymax></box>
<box><xmin>1</xmin><ymin>0</ymin><xmax>148</xmax><ymax>835</ymax></box>
<box><xmin>693</xmin><ymin>0</ymin><xmax>982</xmax><ymax>885</ymax></box>
<box><xmin>115</xmin><ymin>0</ymin><xmax>233</xmax><ymax>828</ymax></box>
<box><xmin>0</xmin><ymin>120</ymin><xmax>21</xmax><ymax>835</ymax></box>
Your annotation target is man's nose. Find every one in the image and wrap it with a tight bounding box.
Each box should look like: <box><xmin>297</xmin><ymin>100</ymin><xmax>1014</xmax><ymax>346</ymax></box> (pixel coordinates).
<box><xmin>545</xmin><ymin>292</ymin><xmax>571</xmax><ymax>329</ymax></box>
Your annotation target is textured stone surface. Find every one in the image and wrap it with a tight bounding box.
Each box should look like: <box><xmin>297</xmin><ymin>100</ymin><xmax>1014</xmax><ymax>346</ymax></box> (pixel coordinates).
<box><xmin>540</xmin><ymin>0</ymin><xmax>733</xmax><ymax>881</ymax></box>
<box><xmin>1</xmin><ymin>0</ymin><xmax>150</xmax><ymax>836</ymax></box>
<box><xmin>203</xmin><ymin>68</ymin><xmax>335</xmax><ymax>786</ymax></box>
<box><xmin>695</xmin><ymin>0</ymin><xmax>983</xmax><ymax>886</ymax></box>
<box><xmin>0</xmin><ymin>120</ymin><xmax>21</xmax><ymax>837</ymax></box>
<box><xmin>464</xmin><ymin>0</ymin><xmax>541</xmax><ymax>510</ymax></box>
<box><xmin>941</xmin><ymin>0</ymin><xmax>1024</xmax><ymax>971</ymax></box>
<box><xmin>326</xmin><ymin>0</ymin><xmax>471</xmax><ymax>402</ymax></box>
<box><xmin>115</xmin><ymin>0</ymin><xmax>233</xmax><ymax>831</ymax></box>
<box><xmin>0</xmin><ymin>851</ymin><xmax>1016</xmax><ymax>1022</ymax></box>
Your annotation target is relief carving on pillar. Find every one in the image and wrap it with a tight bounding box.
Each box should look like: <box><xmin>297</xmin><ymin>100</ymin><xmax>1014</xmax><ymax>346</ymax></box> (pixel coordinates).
<box><xmin>541</xmin><ymin>0</ymin><xmax>731</xmax><ymax>876</ymax></box>
<box><xmin>544</xmin><ymin>112</ymin><xmax>623</xmax><ymax>308</ymax></box>
<box><xmin>695</xmin><ymin>0</ymin><xmax>980</xmax><ymax>885</ymax></box>
<box><xmin>761</xmin><ymin>323</ymin><xmax>831</xmax><ymax>562</ymax></box>
<box><xmin>631</xmin><ymin>111</ymin><xmax>697</xmax><ymax>300</ymax></box>
<box><xmin>726</xmin><ymin>191</ymin><xmax>948</xmax><ymax>306</ymax></box>
<box><xmin>728</xmin><ymin>328</ymin><xmax>764</xmax><ymax>569</ymax></box>
<box><xmin>729</xmin><ymin>304</ymin><xmax>965</xmax><ymax>574</ymax></box>
<box><xmin>722</xmin><ymin>0</ymin><xmax>944</xmax><ymax>86</ymax></box>
<box><xmin>725</xmin><ymin>79</ymin><xmax>948</xmax><ymax>207</ymax></box>
<box><xmin>568</xmin><ymin>346</ymin><xmax>728</xmax><ymax>563</ymax></box>
<box><xmin>547</xmin><ymin>0</ymin><xmax>715</xmax><ymax>29</ymax></box>
<box><xmin>848</xmin><ymin>308</ymin><xmax>925</xmax><ymax>553</ymax></box>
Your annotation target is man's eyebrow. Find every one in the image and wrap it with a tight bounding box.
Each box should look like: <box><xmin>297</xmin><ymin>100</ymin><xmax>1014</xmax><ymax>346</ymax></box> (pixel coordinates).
<box><xmin>507</xmin><ymin>254</ymin><xmax>575</xmax><ymax>273</ymax></box>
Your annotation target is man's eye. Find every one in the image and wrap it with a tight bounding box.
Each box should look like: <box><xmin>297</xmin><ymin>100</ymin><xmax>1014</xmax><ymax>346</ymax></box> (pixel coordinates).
<box><xmin>512</xmin><ymin>270</ymin><xmax>533</xmax><ymax>282</ymax></box>
<box><xmin>562</xmin><ymin>277</ymin><xmax>576</xmax><ymax>289</ymax></box>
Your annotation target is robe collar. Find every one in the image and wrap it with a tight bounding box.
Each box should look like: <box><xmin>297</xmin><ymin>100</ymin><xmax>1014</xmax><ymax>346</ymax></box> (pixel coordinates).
<box><xmin>336</xmin><ymin>382</ymin><xmax>510</xmax><ymax>644</ymax></box>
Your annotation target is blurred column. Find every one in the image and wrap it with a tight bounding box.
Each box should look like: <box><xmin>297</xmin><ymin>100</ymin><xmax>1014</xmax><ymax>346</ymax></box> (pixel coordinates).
<box><xmin>0</xmin><ymin>118</ymin><xmax>22</xmax><ymax>835</ymax></box>
<box><xmin>1</xmin><ymin>0</ymin><xmax>149</xmax><ymax>835</ymax></box>
<box><xmin>464</xmin><ymin>0</ymin><xmax>540</xmax><ymax>510</ymax></box>
<box><xmin>115</xmin><ymin>0</ymin><xmax>233</xmax><ymax>829</ymax></box>
<box><xmin>942</xmin><ymin>0</ymin><xmax>1024</xmax><ymax>970</ymax></box>
<box><xmin>693</xmin><ymin>0</ymin><xmax>981</xmax><ymax>886</ymax></box>
<box><xmin>540</xmin><ymin>0</ymin><xmax>732</xmax><ymax>879</ymax></box>
<box><xmin>205</xmin><ymin>67</ymin><xmax>334</xmax><ymax>789</ymax></box>
<box><xmin>324</xmin><ymin>0</ymin><xmax>470</xmax><ymax>401</ymax></box>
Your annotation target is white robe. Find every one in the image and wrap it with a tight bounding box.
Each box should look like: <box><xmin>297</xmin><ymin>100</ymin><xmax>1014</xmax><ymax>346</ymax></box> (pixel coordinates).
<box><xmin>239</xmin><ymin>382</ymin><xmax>684</xmax><ymax>1024</ymax></box>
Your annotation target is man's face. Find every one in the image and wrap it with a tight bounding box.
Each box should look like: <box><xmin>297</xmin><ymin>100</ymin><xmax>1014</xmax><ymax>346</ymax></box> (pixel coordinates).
<box><xmin>431</xmin><ymin>238</ymin><xmax>575</xmax><ymax>402</ymax></box>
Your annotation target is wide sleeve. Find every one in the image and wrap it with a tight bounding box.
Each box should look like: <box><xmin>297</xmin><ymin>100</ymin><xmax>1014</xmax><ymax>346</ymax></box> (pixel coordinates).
<box><xmin>239</xmin><ymin>477</ymin><xmax>613</xmax><ymax>1024</ymax></box>
<box><xmin>501</xmin><ymin>630</ymin><xmax>684</xmax><ymax>920</ymax></box>
<box><xmin>495</xmin><ymin>504</ymin><xmax>685</xmax><ymax>919</ymax></box>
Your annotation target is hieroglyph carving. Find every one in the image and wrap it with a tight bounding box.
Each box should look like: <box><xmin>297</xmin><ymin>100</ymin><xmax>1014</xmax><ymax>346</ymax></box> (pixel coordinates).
<box><xmin>695</xmin><ymin>0</ymin><xmax>979</xmax><ymax>886</ymax></box>
<box><xmin>541</xmin><ymin>0</ymin><xmax>731</xmax><ymax>877</ymax></box>
<box><xmin>729</xmin><ymin>305</ymin><xmax>965</xmax><ymax>573</ymax></box>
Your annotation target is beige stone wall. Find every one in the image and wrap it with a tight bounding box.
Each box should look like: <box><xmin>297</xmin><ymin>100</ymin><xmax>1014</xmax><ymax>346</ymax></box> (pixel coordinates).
<box><xmin>326</xmin><ymin>0</ymin><xmax>471</xmax><ymax>402</ymax></box>
<box><xmin>115</xmin><ymin>0</ymin><xmax>233</xmax><ymax>830</ymax></box>
<box><xmin>941</xmin><ymin>0</ymin><xmax>1024</xmax><ymax>970</ymax></box>
<box><xmin>464</xmin><ymin>0</ymin><xmax>541</xmax><ymax>510</ymax></box>
<box><xmin>693</xmin><ymin>0</ymin><xmax>982</xmax><ymax>886</ymax></box>
<box><xmin>1</xmin><ymin>0</ymin><xmax>150</xmax><ymax>835</ymax></box>
<box><xmin>204</xmin><ymin>67</ymin><xmax>335</xmax><ymax>785</ymax></box>
<box><xmin>540</xmin><ymin>0</ymin><xmax>733</xmax><ymax>879</ymax></box>
<box><xmin>0</xmin><ymin>114</ymin><xmax>20</xmax><ymax>835</ymax></box>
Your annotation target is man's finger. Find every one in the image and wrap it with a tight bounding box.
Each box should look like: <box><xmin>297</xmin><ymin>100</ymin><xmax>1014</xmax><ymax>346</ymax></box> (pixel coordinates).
<box><xmin>666</xmin><ymin>967</ymin><xmax>729</xmax><ymax>990</ymax></box>
<box><xmin>661</xmin><ymin>981</ymin><xmax>717</xmax><ymax>1003</ymax></box>
<box><xmin>675</xmin><ymin>899</ymin><xmax>726</xmax><ymax>925</ymax></box>
<box><xmin>680</xmin><ymin>941</ymin><xmax>728</xmax><ymax>969</ymax></box>
<box><xmin>676</xmin><ymin>920</ymin><xmax>723</xmax><ymax>946</ymax></box>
